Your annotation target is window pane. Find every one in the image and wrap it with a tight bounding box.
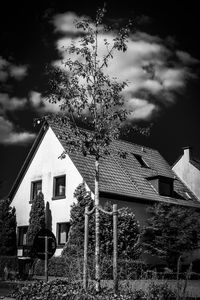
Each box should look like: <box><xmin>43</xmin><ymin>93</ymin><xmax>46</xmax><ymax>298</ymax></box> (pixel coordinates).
<box><xmin>55</xmin><ymin>176</ymin><xmax>65</xmax><ymax>197</ymax></box>
<box><xmin>159</xmin><ymin>181</ymin><xmax>171</xmax><ymax>196</ymax></box>
<box><xmin>18</xmin><ymin>227</ymin><xmax>28</xmax><ymax>246</ymax></box>
<box><xmin>58</xmin><ymin>223</ymin><xmax>70</xmax><ymax>245</ymax></box>
<box><xmin>133</xmin><ymin>154</ymin><xmax>149</xmax><ymax>168</ymax></box>
<box><xmin>32</xmin><ymin>180</ymin><xmax>42</xmax><ymax>200</ymax></box>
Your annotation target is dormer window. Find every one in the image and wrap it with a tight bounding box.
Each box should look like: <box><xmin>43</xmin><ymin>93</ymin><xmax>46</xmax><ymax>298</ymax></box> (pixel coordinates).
<box><xmin>133</xmin><ymin>154</ymin><xmax>150</xmax><ymax>168</ymax></box>
<box><xmin>147</xmin><ymin>175</ymin><xmax>174</xmax><ymax>197</ymax></box>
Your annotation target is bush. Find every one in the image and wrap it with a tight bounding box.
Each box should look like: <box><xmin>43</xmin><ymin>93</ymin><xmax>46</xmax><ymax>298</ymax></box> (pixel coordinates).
<box><xmin>0</xmin><ymin>255</ymin><xmax>18</xmax><ymax>278</ymax></box>
<box><xmin>34</xmin><ymin>256</ymin><xmax>69</xmax><ymax>277</ymax></box>
<box><xmin>34</xmin><ymin>256</ymin><xmax>148</xmax><ymax>281</ymax></box>
<box><xmin>11</xmin><ymin>278</ymin><xmax>176</xmax><ymax>300</ymax></box>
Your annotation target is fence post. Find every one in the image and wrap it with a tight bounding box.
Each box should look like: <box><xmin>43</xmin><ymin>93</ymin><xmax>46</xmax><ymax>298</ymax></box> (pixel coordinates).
<box><xmin>83</xmin><ymin>206</ymin><xmax>89</xmax><ymax>290</ymax></box>
<box><xmin>113</xmin><ymin>204</ymin><xmax>118</xmax><ymax>293</ymax></box>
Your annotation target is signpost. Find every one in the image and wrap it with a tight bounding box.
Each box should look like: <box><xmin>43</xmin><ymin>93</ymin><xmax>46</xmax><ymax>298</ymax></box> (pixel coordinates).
<box><xmin>33</xmin><ymin>228</ymin><xmax>57</xmax><ymax>282</ymax></box>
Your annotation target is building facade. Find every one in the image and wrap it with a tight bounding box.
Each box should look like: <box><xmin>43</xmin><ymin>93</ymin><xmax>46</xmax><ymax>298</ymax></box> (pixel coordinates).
<box><xmin>173</xmin><ymin>147</ymin><xmax>200</xmax><ymax>201</ymax></box>
<box><xmin>9</xmin><ymin>123</ymin><xmax>200</xmax><ymax>257</ymax></box>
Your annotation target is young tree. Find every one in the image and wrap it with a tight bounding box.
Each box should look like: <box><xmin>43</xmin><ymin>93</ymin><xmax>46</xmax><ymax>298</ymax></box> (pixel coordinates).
<box><xmin>142</xmin><ymin>203</ymin><xmax>200</xmax><ymax>270</ymax></box>
<box><xmin>27</xmin><ymin>192</ymin><xmax>45</xmax><ymax>248</ymax></box>
<box><xmin>62</xmin><ymin>183</ymin><xmax>140</xmax><ymax>259</ymax></box>
<box><xmin>0</xmin><ymin>198</ymin><xmax>17</xmax><ymax>256</ymax></box>
<box><xmin>43</xmin><ymin>7</ymin><xmax>134</xmax><ymax>290</ymax></box>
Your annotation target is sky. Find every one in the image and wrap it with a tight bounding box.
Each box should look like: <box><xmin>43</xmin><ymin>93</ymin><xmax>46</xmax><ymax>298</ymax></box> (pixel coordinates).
<box><xmin>0</xmin><ymin>0</ymin><xmax>200</xmax><ymax>198</ymax></box>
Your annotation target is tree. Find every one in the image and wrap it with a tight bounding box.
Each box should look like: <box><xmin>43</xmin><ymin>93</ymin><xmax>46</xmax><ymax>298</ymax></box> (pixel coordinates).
<box><xmin>27</xmin><ymin>192</ymin><xmax>45</xmax><ymax>248</ymax></box>
<box><xmin>142</xmin><ymin>202</ymin><xmax>200</xmax><ymax>270</ymax></box>
<box><xmin>62</xmin><ymin>183</ymin><xmax>140</xmax><ymax>260</ymax></box>
<box><xmin>0</xmin><ymin>198</ymin><xmax>17</xmax><ymax>256</ymax></box>
<box><xmin>43</xmin><ymin>7</ymin><xmax>134</xmax><ymax>290</ymax></box>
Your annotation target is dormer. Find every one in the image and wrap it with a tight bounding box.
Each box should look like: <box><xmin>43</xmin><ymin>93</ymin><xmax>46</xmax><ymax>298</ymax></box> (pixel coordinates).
<box><xmin>147</xmin><ymin>175</ymin><xmax>174</xmax><ymax>197</ymax></box>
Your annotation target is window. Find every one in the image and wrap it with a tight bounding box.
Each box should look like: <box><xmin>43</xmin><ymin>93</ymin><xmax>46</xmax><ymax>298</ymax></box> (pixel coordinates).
<box><xmin>53</xmin><ymin>175</ymin><xmax>66</xmax><ymax>199</ymax></box>
<box><xmin>147</xmin><ymin>175</ymin><xmax>174</xmax><ymax>197</ymax></box>
<box><xmin>18</xmin><ymin>226</ymin><xmax>28</xmax><ymax>247</ymax></box>
<box><xmin>159</xmin><ymin>181</ymin><xmax>172</xmax><ymax>196</ymax></box>
<box><xmin>31</xmin><ymin>180</ymin><xmax>42</xmax><ymax>202</ymax></box>
<box><xmin>133</xmin><ymin>154</ymin><xmax>149</xmax><ymax>168</ymax></box>
<box><xmin>57</xmin><ymin>222</ymin><xmax>70</xmax><ymax>245</ymax></box>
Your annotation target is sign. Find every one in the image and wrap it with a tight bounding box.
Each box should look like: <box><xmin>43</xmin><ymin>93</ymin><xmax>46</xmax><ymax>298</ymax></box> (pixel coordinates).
<box><xmin>33</xmin><ymin>229</ymin><xmax>57</xmax><ymax>260</ymax></box>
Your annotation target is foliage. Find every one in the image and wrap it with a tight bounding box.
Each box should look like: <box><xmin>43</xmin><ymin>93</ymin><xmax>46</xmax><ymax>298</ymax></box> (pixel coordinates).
<box><xmin>26</xmin><ymin>192</ymin><xmax>45</xmax><ymax>248</ymax></box>
<box><xmin>0</xmin><ymin>198</ymin><xmax>17</xmax><ymax>255</ymax></box>
<box><xmin>142</xmin><ymin>202</ymin><xmax>200</xmax><ymax>270</ymax></box>
<box><xmin>0</xmin><ymin>255</ymin><xmax>18</xmax><ymax>277</ymax></box>
<box><xmin>34</xmin><ymin>255</ymin><xmax>147</xmax><ymax>280</ymax></box>
<box><xmin>42</xmin><ymin>7</ymin><xmax>134</xmax><ymax>159</ymax></box>
<box><xmin>62</xmin><ymin>183</ymin><xmax>141</xmax><ymax>259</ymax></box>
<box><xmin>11</xmin><ymin>278</ymin><xmax>176</xmax><ymax>300</ymax></box>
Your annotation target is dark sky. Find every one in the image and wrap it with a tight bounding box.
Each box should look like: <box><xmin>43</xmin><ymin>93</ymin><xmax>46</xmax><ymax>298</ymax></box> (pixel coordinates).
<box><xmin>0</xmin><ymin>0</ymin><xmax>200</xmax><ymax>198</ymax></box>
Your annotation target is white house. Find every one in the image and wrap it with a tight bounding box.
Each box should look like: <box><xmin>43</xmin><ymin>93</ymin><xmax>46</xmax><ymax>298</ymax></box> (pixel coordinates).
<box><xmin>9</xmin><ymin>122</ymin><xmax>200</xmax><ymax>257</ymax></box>
<box><xmin>173</xmin><ymin>146</ymin><xmax>200</xmax><ymax>201</ymax></box>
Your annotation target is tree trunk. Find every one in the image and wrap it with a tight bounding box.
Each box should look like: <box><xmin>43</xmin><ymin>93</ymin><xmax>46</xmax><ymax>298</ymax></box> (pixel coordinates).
<box><xmin>95</xmin><ymin>157</ymin><xmax>100</xmax><ymax>292</ymax></box>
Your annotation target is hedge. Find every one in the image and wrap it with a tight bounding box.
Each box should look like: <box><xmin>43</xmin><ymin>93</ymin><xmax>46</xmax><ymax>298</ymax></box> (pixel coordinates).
<box><xmin>0</xmin><ymin>255</ymin><xmax>18</xmax><ymax>278</ymax></box>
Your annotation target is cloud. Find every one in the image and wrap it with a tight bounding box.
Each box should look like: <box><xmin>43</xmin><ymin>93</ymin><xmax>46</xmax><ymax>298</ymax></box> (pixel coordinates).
<box><xmin>50</xmin><ymin>12</ymin><xmax>200</xmax><ymax>121</ymax></box>
<box><xmin>29</xmin><ymin>91</ymin><xmax>59</xmax><ymax>113</ymax></box>
<box><xmin>10</xmin><ymin>65</ymin><xmax>28</xmax><ymax>80</ymax></box>
<box><xmin>0</xmin><ymin>93</ymin><xmax>27</xmax><ymax>112</ymax></box>
<box><xmin>127</xmin><ymin>98</ymin><xmax>156</xmax><ymax>121</ymax></box>
<box><xmin>0</xmin><ymin>116</ymin><xmax>35</xmax><ymax>145</ymax></box>
<box><xmin>0</xmin><ymin>56</ymin><xmax>28</xmax><ymax>82</ymax></box>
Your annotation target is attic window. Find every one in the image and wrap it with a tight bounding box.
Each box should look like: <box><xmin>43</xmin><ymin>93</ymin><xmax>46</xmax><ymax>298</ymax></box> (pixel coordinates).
<box><xmin>147</xmin><ymin>175</ymin><xmax>174</xmax><ymax>197</ymax></box>
<box><xmin>133</xmin><ymin>154</ymin><xmax>149</xmax><ymax>168</ymax></box>
<box><xmin>159</xmin><ymin>181</ymin><xmax>172</xmax><ymax>196</ymax></box>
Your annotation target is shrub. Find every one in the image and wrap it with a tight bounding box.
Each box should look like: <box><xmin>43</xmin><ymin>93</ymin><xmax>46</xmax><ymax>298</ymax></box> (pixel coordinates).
<box><xmin>27</xmin><ymin>192</ymin><xmax>45</xmax><ymax>249</ymax></box>
<box><xmin>62</xmin><ymin>183</ymin><xmax>141</xmax><ymax>260</ymax></box>
<box><xmin>0</xmin><ymin>255</ymin><xmax>18</xmax><ymax>278</ymax></box>
<box><xmin>0</xmin><ymin>198</ymin><xmax>17</xmax><ymax>255</ymax></box>
<box><xmin>11</xmin><ymin>278</ymin><xmax>176</xmax><ymax>300</ymax></box>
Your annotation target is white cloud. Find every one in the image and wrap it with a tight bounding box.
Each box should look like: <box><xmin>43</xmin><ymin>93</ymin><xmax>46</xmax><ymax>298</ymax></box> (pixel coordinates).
<box><xmin>0</xmin><ymin>116</ymin><xmax>35</xmax><ymax>145</ymax></box>
<box><xmin>10</xmin><ymin>65</ymin><xmax>28</xmax><ymax>80</ymax></box>
<box><xmin>51</xmin><ymin>12</ymin><xmax>199</xmax><ymax>121</ymax></box>
<box><xmin>0</xmin><ymin>56</ymin><xmax>28</xmax><ymax>82</ymax></box>
<box><xmin>0</xmin><ymin>93</ymin><xmax>27</xmax><ymax>112</ymax></box>
<box><xmin>127</xmin><ymin>98</ymin><xmax>156</xmax><ymax>120</ymax></box>
<box><xmin>29</xmin><ymin>91</ymin><xmax>59</xmax><ymax>113</ymax></box>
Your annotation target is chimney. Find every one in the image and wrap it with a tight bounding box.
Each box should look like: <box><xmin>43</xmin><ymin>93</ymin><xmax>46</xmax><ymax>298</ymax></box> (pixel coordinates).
<box><xmin>182</xmin><ymin>146</ymin><xmax>193</xmax><ymax>161</ymax></box>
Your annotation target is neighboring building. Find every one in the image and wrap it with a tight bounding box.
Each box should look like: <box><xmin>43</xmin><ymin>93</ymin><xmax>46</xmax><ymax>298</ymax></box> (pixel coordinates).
<box><xmin>173</xmin><ymin>146</ymin><xmax>200</xmax><ymax>201</ymax></box>
<box><xmin>9</xmin><ymin>122</ymin><xmax>200</xmax><ymax>257</ymax></box>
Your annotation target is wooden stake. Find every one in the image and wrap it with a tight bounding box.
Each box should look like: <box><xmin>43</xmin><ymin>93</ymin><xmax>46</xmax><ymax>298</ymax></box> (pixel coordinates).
<box><xmin>83</xmin><ymin>206</ymin><xmax>89</xmax><ymax>290</ymax></box>
<box><xmin>113</xmin><ymin>204</ymin><xmax>118</xmax><ymax>293</ymax></box>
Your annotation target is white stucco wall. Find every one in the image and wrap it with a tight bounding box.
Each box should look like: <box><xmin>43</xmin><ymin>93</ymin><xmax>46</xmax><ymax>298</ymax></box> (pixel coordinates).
<box><xmin>11</xmin><ymin>127</ymin><xmax>86</xmax><ymax>255</ymax></box>
<box><xmin>173</xmin><ymin>148</ymin><xmax>200</xmax><ymax>201</ymax></box>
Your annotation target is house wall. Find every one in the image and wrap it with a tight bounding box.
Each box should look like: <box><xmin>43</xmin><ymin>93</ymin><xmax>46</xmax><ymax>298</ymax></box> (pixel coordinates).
<box><xmin>11</xmin><ymin>127</ymin><xmax>84</xmax><ymax>256</ymax></box>
<box><xmin>173</xmin><ymin>148</ymin><xmax>200</xmax><ymax>201</ymax></box>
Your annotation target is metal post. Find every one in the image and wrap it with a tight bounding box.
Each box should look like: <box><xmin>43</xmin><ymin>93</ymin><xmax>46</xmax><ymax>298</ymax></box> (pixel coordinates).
<box><xmin>83</xmin><ymin>206</ymin><xmax>89</xmax><ymax>290</ymax></box>
<box><xmin>113</xmin><ymin>204</ymin><xmax>118</xmax><ymax>293</ymax></box>
<box><xmin>45</xmin><ymin>235</ymin><xmax>48</xmax><ymax>282</ymax></box>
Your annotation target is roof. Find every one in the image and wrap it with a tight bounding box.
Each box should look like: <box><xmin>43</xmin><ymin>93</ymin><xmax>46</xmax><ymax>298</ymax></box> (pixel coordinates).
<box><xmin>190</xmin><ymin>158</ymin><xmax>200</xmax><ymax>172</ymax></box>
<box><xmin>50</xmin><ymin>122</ymin><xmax>200</xmax><ymax>208</ymax></box>
<box><xmin>9</xmin><ymin>122</ymin><xmax>200</xmax><ymax>208</ymax></box>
